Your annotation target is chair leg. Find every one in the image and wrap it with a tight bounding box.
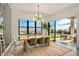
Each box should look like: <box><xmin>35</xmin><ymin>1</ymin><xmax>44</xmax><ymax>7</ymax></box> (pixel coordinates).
<box><xmin>13</xmin><ymin>44</ymin><xmax>16</xmax><ymax>55</ymax></box>
<box><xmin>23</xmin><ymin>41</ymin><xmax>27</xmax><ymax>52</ymax></box>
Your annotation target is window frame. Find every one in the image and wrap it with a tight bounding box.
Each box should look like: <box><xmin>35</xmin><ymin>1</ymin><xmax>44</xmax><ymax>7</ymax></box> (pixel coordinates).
<box><xmin>36</xmin><ymin>22</ymin><xmax>42</xmax><ymax>34</ymax></box>
<box><xmin>18</xmin><ymin>19</ymin><xmax>28</xmax><ymax>35</ymax></box>
<box><xmin>29</xmin><ymin>20</ymin><xmax>35</xmax><ymax>35</ymax></box>
<box><xmin>18</xmin><ymin>19</ymin><xmax>42</xmax><ymax>35</ymax></box>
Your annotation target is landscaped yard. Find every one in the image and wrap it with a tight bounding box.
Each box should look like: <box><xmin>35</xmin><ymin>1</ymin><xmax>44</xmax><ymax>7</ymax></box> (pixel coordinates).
<box><xmin>50</xmin><ymin>34</ymin><xmax>64</xmax><ymax>38</ymax></box>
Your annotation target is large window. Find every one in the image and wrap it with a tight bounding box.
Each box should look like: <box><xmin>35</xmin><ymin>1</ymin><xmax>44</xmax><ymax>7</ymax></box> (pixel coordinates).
<box><xmin>36</xmin><ymin>22</ymin><xmax>42</xmax><ymax>34</ymax></box>
<box><xmin>29</xmin><ymin>20</ymin><xmax>35</xmax><ymax>34</ymax></box>
<box><xmin>18</xmin><ymin>19</ymin><xmax>42</xmax><ymax>35</ymax></box>
<box><xmin>56</xmin><ymin>18</ymin><xmax>71</xmax><ymax>34</ymax></box>
<box><xmin>19</xmin><ymin>18</ymin><xmax>27</xmax><ymax>35</ymax></box>
<box><xmin>49</xmin><ymin>19</ymin><xmax>71</xmax><ymax>37</ymax></box>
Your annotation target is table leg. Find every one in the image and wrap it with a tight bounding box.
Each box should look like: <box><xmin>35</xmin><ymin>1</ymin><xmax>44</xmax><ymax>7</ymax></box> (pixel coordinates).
<box><xmin>23</xmin><ymin>40</ymin><xmax>27</xmax><ymax>52</ymax></box>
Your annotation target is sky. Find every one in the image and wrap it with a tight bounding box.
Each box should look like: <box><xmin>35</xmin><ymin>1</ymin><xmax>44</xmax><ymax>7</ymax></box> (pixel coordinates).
<box><xmin>20</xmin><ymin>18</ymin><xmax>76</xmax><ymax>31</ymax></box>
<box><xmin>20</xmin><ymin>18</ymin><xmax>27</xmax><ymax>26</ymax></box>
<box><xmin>50</xmin><ymin>18</ymin><xmax>73</xmax><ymax>30</ymax></box>
<box><xmin>56</xmin><ymin>18</ymin><xmax>71</xmax><ymax>30</ymax></box>
<box><xmin>20</xmin><ymin>18</ymin><xmax>41</xmax><ymax>27</ymax></box>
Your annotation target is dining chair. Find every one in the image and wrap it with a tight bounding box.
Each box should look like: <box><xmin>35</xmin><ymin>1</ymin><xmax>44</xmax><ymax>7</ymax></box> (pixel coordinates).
<box><xmin>12</xmin><ymin>36</ymin><xmax>24</xmax><ymax>55</ymax></box>
<box><xmin>27</xmin><ymin>35</ymin><xmax>38</xmax><ymax>48</ymax></box>
<box><xmin>27</xmin><ymin>38</ymin><xmax>37</xmax><ymax>47</ymax></box>
<box><xmin>45</xmin><ymin>37</ymin><xmax>50</xmax><ymax>46</ymax></box>
<box><xmin>37</xmin><ymin>37</ymin><xmax>45</xmax><ymax>46</ymax></box>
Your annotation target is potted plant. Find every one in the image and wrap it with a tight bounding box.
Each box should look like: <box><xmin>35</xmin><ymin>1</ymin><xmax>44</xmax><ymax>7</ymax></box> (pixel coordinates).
<box><xmin>43</xmin><ymin>23</ymin><xmax>51</xmax><ymax>35</ymax></box>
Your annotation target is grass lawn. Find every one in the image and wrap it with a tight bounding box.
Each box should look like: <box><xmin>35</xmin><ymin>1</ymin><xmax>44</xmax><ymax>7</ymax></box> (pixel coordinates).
<box><xmin>50</xmin><ymin>35</ymin><xmax>63</xmax><ymax>38</ymax></box>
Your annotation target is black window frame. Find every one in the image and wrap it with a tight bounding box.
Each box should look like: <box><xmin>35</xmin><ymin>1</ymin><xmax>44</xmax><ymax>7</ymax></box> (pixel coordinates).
<box><xmin>36</xmin><ymin>22</ymin><xmax>42</xmax><ymax>34</ymax></box>
<box><xmin>29</xmin><ymin>20</ymin><xmax>35</xmax><ymax>35</ymax></box>
<box><xmin>18</xmin><ymin>19</ymin><xmax>28</xmax><ymax>35</ymax></box>
<box><xmin>18</xmin><ymin>19</ymin><xmax>42</xmax><ymax>35</ymax></box>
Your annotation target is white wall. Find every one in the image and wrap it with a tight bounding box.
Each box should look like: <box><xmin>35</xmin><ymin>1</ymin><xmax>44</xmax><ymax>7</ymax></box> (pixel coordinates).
<box><xmin>12</xmin><ymin>9</ymin><xmax>34</xmax><ymax>40</ymax></box>
<box><xmin>77</xmin><ymin>15</ymin><xmax>79</xmax><ymax>48</ymax></box>
<box><xmin>1</xmin><ymin>4</ymin><xmax>12</xmax><ymax>48</ymax></box>
<box><xmin>11</xmin><ymin>9</ymin><xmax>49</xmax><ymax>40</ymax></box>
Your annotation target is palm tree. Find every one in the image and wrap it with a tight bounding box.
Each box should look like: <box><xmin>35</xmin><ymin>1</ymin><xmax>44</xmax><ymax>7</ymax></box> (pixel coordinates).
<box><xmin>50</xmin><ymin>29</ymin><xmax>54</xmax><ymax>33</ymax></box>
<box><xmin>43</xmin><ymin>22</ymin><xmax>51</xmax><ymax>35</ymax></box>
<box><xmin>43</xmin><ymin>23</ymin><xmax>48</xmax><ymax>29</ymax></box>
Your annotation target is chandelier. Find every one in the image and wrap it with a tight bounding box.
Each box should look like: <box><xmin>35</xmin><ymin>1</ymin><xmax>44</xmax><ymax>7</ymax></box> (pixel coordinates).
<box><xmin>33</xmin><ymin>5</ymin><xmax>44</xmax><ymax>23</ymax></box>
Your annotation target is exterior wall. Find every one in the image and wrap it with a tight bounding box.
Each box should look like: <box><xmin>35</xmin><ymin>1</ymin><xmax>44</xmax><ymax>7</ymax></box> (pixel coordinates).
<box><xmin>1</xmin><ymin>4</ymin><xmax>12</xmax><ymax>48</ymax></box>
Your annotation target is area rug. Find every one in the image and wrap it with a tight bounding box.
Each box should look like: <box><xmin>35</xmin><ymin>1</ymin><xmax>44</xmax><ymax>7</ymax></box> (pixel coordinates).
<box><xmin>9</xmin><ymin>44</ymin><xmax>72</xmax><ymax>56</ymax></box>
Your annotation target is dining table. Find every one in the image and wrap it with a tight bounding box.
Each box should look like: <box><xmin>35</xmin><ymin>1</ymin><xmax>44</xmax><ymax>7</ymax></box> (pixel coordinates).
<box><xmin>19</xmin><ymin>35</ymin><xmax>50</xmax><ymax>52</ymax></box>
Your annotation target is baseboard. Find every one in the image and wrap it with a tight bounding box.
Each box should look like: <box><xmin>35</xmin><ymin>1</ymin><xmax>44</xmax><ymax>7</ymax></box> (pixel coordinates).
<box><xmin>1</xmin><ymin>42</ymin><xmax>13</xmax><ymax>56</ymax></box>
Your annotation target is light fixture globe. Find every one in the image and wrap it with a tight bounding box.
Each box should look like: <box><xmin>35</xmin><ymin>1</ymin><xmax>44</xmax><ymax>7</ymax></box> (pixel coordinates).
<box><xmin>33</xmin><ymin>5</ymin><xmax>44</xmax><ymax>23</ymax></box>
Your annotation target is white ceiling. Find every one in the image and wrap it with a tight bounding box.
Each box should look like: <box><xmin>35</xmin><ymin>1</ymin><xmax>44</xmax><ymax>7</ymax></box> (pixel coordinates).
<box><xmin>10</xmin><ymin>3</ymin><xmax>79</xmax><ymax>21</ymax></box>
<box><xmin>11</xmin><ymin>3</ymin><xmax>73</xmax><ymax>15</ymax></box>
<box><xmin>51</xmin><ymin>4</ymin><xmax>79</xmax><ymax>20</ymax></box>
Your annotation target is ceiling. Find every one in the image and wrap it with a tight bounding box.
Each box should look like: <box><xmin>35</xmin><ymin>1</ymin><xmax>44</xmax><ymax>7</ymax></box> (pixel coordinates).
<box><xmin>10</xmin><ymin>3</ymin><xmax>79</xmax><ymax>21</ymax></box>
<box><xmin>11</xmin><ymin>3</ymin><xmax>73</xmax><ymax>15</ymax></box>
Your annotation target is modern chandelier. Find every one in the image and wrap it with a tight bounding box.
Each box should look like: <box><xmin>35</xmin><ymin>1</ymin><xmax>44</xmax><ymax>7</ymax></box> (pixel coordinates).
<box><xmin>33</xmin><ymin>5</ymin><xmax>44</xmax><ymax>23</ymax></box>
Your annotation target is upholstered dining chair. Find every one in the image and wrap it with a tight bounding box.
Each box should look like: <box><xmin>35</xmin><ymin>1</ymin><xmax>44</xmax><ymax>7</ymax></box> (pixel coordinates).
<box><xmin>25</xmin><ymin>34</ymin><xmax>37</xmax><ymax>48</ymax></box>
<box><xmin>37</xmin><ymin>37</ymin><xmax>45</xmax><ymax>46</ymax></box>
<box><xmin>27</xmin><ymin>38</ymin><xmax>37</xmax><ymax>48</ymax></box>
<box><xmin>12</xmin><ymin>36</ymin><xmax>24</xmax><ymax>55</ymax></box>
<box><xmin>45</xmin><ymin>37</ymin><xmax>50</xmax><ymax>46</ymax></box>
